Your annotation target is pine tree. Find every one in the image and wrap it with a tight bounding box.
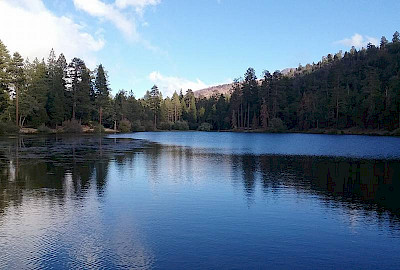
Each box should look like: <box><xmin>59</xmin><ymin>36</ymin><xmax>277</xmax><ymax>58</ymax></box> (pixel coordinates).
<box><xmin>148</xmin><ymin>85</ymin><xmax>161</xmax><ymax>129</ymax></box>
<box><xmin>393</xmin><ymin>31</ymin><xmax>400</xmax><ymax>43</ymax></box>
<box><xmin>66</xmin><ymin>58</ymin><xmax>85</xmax><ymax>120</ymax></box>
<box><xmin>0</xmin><ymin>40</ymin><xmax>11</xmax><ymax>119</ymax></box>
<box><xmin>10</xmin><ymin>52</ymin><xmax>24</xmax><ymax>126</ymax></box>
<box><xmin>46</xmin><ymin>50</ymin><xmax>65</xmax><ymax>127</ymax></box>
<box><xmin>94</xmin><ymin>64</ymin><xmax>110</xmax><ymax>126</ymax></box>
<box><xmin>380</xmin><ymin>36</ymin><xmax>388</xmax><ymax>49</ymax></box>
<box><xmin>171</xmin><ymin>91</ymin><xmax>182</xmax><ymax>122</ymax></box>
<box><xmin>260</xmin><ymin>101</ymin><xmax>268</xmax><ymax>130</ymax></box>
<box><xmin>242</xmin><ymin>68</ymin><xmax>258</xmax><ymax>128</ymax></box>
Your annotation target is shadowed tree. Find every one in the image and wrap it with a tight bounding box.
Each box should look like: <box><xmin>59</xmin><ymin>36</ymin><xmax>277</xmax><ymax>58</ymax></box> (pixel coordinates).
<box><xmin>10</xmin><ymin>52</ymin><xmax>24</xmax><ymax>126</ymax></box>
<box><xmin>393</xmin><ymin>31</ymin><xmax>400</xmax><ymax>43</ymax></box>
<box><xmin>0</xmin><ymin>40</ymin><xmax>11</xmax><ymax>120</ymax></box>
<box><xmin>94</xmin><ymin>64</ymin><xmax>110</xmax><ymax>126</ymax></box>
<box><xmin>148</xmin><ymin>85</ymin><xmax>161</xmax><ymax>129</ymax></box>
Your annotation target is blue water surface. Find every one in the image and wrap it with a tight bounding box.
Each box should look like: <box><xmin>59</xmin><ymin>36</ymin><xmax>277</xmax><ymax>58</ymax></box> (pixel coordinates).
<box><xmin>0</xmin><ymin>133</ymin><xmax>399</xmax><ymax>269</ymax></box>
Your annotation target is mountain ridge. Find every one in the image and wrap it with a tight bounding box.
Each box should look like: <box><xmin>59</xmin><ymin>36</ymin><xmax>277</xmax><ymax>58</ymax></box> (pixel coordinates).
<box><xmin>194</xmin><ymin>68</ymin><xmax>295</xmax><ymax>98</ymax></box>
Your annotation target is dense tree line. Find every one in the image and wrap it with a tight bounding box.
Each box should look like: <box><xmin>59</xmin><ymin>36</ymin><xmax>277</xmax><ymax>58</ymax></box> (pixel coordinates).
<box><xmin>228</xmin><ymin>32</ymin><xmax>400</xmax><ymax>132</ymax></box>
<box><xmin>0</xmin><ymin>42</ymin><xmax>114</xmax><ymax>131</ymax></box>
<box><xmin>1</xmin><ymin>32</ymin><xmax>400</xmax><ymax>133</ymax></box>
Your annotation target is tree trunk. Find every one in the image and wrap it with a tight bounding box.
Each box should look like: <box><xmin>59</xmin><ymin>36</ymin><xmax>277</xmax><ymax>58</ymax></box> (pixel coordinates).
<box><xmin>72</xmin><ymin>102</ymin><xmax>76</xmax><ymax>120</ymax></box>
<box><xmin>336</xmin><ymin>97</ymin><xmax>339</xmax><ymax>127</ymax></box>
<box><xmin>237</xmin><ymin>109</ymin><xmax>240</xmax><ymax>129</ymax></box>
<box><xmin>174</xmin><ymin>105</ymin><xmax>177</xmax><ymax>123</ymax></box>
<box><xmin>99</xmin><ymin>106</ymin><xmax>103</xmax><ymax>126</ymax></box>
<box><xmin>240</xmin><ymin>103</ymin><xmax>243</xmax><ymax>128</ymax></box>
<box><xmin>247</xmin><ymin>103</ymin><xmax>250</xmax><ymax>129</ymax></box>
<box><xmin>15</xmin><ymin>86</ymin><xmax>19</xmax><ymax>127</ymax></box>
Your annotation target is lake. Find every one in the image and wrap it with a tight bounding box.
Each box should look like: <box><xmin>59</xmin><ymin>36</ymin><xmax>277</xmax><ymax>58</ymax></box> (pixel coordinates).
<box><xmin>0</xmin><ymin>132</ymin><xmax>400</xmax><ymax>269</ymax></box>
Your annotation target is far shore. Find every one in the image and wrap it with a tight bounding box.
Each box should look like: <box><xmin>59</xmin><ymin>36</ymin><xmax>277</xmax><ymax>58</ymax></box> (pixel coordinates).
<box><xmin>12</xmin><ymin>126</ymin><xmax>400</xmax><ymax>137</ymax></box>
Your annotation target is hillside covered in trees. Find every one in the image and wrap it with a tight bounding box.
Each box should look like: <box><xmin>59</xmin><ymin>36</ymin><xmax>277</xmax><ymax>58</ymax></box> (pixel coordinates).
<box><xmin>0</xmin><ymin>32</ymin><xmax>400</xmax><ymax>134</ymax></box>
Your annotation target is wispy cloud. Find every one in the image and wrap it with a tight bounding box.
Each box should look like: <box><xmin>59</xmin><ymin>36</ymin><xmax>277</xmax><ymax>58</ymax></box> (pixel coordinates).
<box><xmin>73</xmin><ymin>0</ymin><xmax>163</xmax><ymax>54</ymax></box>
<box><xmin>335</xmin><ymin>33</ymin><xmax>378</xmax><ymax>48</ymax></box>
<box><xmin>73</xmin><ymin>0</ymin><xmax>138</xmax><ymax>40</ymax></box>
<box><xmin>115</xmin><ymin>0</ymin><xmax>161</xmax><ymax>15</ymax></box>
<box><xmin>0</xmin><ymin>0</ymin><xmax>104</xmax><ymax>67</ymax></box>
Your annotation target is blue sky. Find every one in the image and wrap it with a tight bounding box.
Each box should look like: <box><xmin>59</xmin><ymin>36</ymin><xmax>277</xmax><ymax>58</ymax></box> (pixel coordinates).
<box><xmin>1</xmin><ymin>0</ymin><xmax>399</xmax><ymax>97</ymax></box>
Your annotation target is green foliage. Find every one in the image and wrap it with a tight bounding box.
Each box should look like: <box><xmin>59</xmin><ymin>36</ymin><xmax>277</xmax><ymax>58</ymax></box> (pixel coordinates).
<box><xmin>270</xmin><ymin>118</ymin><xmax>286</xmax><ymax>132</ymax></box>
<box><xmin>173</xmin><ymin>120</ymin><xmax>189</xmax><ymax>130</ymax></box>
<box><xmin>37</xmin><ymin>124</ymin><xmax>52</xmax><ymax>133</ymax></box>
<box><xmin>198</xmin><ymin>122</ymin><xmax>212</xmax><ymax>131</ymax></box>
<box><xmin>159</xmin><ymin>121</ymin><xmax>173</xmax><ymax>130</ymax></box>
<box><xmin>1</xmin><ymin>33</ymin><xmax>400</xmax><ymax>135</ymax></box>
<box><xmin>144</xmin><ymin>120</ymin><xmax>155</xmax><ymax>131</ymax></box>
<box><xmin>46</xmin><ymin>53</ymin><xmax>67</xmax><ymax>127</ymax></box>
<box><xmin>0</xmin><ymin>40</ymin><xmax>11</xmax><ymax>115</ymax></box>
<box><xmin>94</xmin><ymin>64</ymin><xmax>110</xmax><ymax>125</ymax></box>
<box><xmin>118</xmin><ymin>119</ymin><xmax>132</xmax><ymax>133</ymax></box>
<box><xmin>393</xmin><ymin>128</ymin><xmax>400</xmax><ymax>136</ymax></box>
<box><xmin>0</xmin><ymin>122</ymin><xmax>19</xmax><ymax>135</ymax></box>
<box><xmin>132</xmin><ymin>120</ymin><xmax>145</xmax><ymax>132</ymax></box>
<box><xmin>93</xmin><ymin>123</ymin><xmax>105</xmax><ymax>133</ymax></box>
<box><xmin>148</xmin><ymin>85</ymin><xmax>161</xmax><ymax>128</ymax></box>
<box><xmin>62</xmin><ymin>119</ymin><xmax>83</xmax><ymax>133</ymax></box>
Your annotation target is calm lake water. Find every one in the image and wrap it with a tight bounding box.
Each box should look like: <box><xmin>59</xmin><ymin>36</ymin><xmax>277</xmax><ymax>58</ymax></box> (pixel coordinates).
<box><xmin>0</xmin><ymin>132</ymin><xmax>400</xmax><ymax>269</ymax></box>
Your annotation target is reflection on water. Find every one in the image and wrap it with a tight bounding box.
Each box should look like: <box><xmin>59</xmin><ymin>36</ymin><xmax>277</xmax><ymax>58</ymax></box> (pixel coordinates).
<box><xmin>0</xmin><ymin>134</ymin><xmax>400</xmax><ymax>269</ymax></box>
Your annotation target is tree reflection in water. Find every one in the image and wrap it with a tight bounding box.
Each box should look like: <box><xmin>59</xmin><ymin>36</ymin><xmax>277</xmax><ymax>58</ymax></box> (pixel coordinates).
<box><xmin>0</xmin><ymin>135</ymin><xmax>399</xmax><ymax>223</ymax></box>
<box><xmin>0</xmin><ymin>135</ymin><xmax>400</xmax><ymax>268</ymax></box>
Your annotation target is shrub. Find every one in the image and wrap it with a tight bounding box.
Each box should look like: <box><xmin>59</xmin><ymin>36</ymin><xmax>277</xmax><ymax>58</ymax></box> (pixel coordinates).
<box><xmin>393</xmin><ymin>128</ymin><xmax>400</xmax><ymax>136</ymax></box>
<box><xmin>189</xmin><ymin>122</ymin><xmax>199</xmax><ymax>130</ymax></box>
<box><xmin>132</xmin><ymin>120</ymin><xmax>145</xmax><ymax>132</ymax></box>
<box><xmin>37</xmin><ymin>124</ymin><xmax>52</xmax><ymax>134</ymax></box>
<box><xmin>62</xmin><ymin>119</ymin><xmax>83</xmax><ymax>133</ymax></box>
<box><xmin>198</xmin><ymin>122</ymin><xmax>212</xmax><ymax>131</ymax></box>
<box><xmin>119</xmin><ymin>119</ymin><xmax>132</xmax><ymax>133</ymax></box>
<box><xmin>172</xmin><ymin>120</ymin><xmax>189</xmax><ymax>131</ymax></box>
<box><xmin>144</xmin><ymin>120</ymin><xmax>155</xmax><ymax>131</ymax></box>
<box><xmin>270</xmin><ymin>118</ymin><xmax>286</xmax><ymax>132</ymax></box>
<box><xmin>159</xmin><ymin>122</ymin><xmax>173</xmax><ymax>130</ymax></box>
<box><xmin>0</xmin><ymin>122</ymin><xmax>20</xmax><ymax>135</ymax></box>
<box><xmin>93</xmin><ymin>123</ymin><xmax>105</xmax><ymax>133</ymax></box>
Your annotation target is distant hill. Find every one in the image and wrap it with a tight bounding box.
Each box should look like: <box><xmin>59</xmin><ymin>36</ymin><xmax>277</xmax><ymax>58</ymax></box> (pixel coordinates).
<box><xmin>280</xmin><ymin>68</ymin><xmax>296</xmax><ymax>75</ymax></box>
<box><xmin>194</xmin><ymin>68</ymin><xmax>295</xmax><ymax>98</ymax></box>
<box><xmin>194</xmin><ymin>82</ymin><xmax>234</xmax><ymax>98</ymax></box>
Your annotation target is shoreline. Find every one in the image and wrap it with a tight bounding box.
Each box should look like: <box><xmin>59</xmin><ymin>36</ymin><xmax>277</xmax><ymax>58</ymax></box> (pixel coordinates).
<box><xmin>9</xmin><ymin>127</ymin><xmax>400</xmax><ymax>137</ymax></box>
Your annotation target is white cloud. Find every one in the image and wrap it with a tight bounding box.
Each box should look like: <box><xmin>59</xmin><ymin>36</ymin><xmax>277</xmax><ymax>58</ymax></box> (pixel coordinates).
<box><xmin>335</xmin><ymin>33</ymin><xmax>379</xmax><ymax>48</ymax></box>
<box><xmin>0</xmin><ymin>0</ymin><xmax>104</xmax><ymax>68</ymax></box>
<box><xmin>115</xmin><ymin>0</ymin><xmax>161</xmax><ymax>15</ymax></box>
<box><xmin>73</xmin><ymin>0</ymin><xmax>161</xmax><ymax>40</ymax></box>
<box><xmin>148</xmin><ymin>71</ymin><xmax>209</xmax><ymax>97</ymax></box>
<box><xmin>73</xmin><ymin>0</ymin><xmax>138</xmax><ymax>40</ymax></box>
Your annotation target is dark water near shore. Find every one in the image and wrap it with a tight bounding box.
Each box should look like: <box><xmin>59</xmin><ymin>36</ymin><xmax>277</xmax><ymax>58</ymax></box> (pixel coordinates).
<box><xmin>0</xmin><ymin>132</ymin><xmax>400</xmax><ymax>269</ymax></box>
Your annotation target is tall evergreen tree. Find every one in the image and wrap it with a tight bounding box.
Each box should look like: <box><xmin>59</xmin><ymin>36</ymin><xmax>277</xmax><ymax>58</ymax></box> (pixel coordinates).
<box><xmin>393</xmin><ymin>31</ymin><xmax>400</xmax><ymax>43</ymax></box>
<box><xmin>149</xmin><ymin>85</ymin><xmax>161</xmax><ymax>128</ymax></box>
<box><xmin>380</xmin><ymin>36</ymin><xmax>388</xmax><ymax>49</ymax></box>
<box><xmin>66</xmin><ymin>58</ymin><xmax>85</xmax><ymax>120</ymax></box>
<box><xmin>46</xmin><ymin>50</ymin><xmax>67</xmax><ymax>126</ymax></box>
<box><xmin>10</xmin><ymin>52</ymin><xmax>24</xmax><ymax>126</ymax></box>
<box><xmin>94</xmin><ymin>64</ymin><xmax>110</xmax><ymax>126</ymax></box>
<box><xmin>0</xmin><ymin>40</ymin><xmax>11</xmax><ymax>120</ymax></box>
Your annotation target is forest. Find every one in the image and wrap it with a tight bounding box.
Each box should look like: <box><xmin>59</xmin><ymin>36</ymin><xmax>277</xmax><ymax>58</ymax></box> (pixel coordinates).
<box><xmin>0</xmin><ymin>31</ymin><xmax>400</xmax><ymax>134</ymax></box>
